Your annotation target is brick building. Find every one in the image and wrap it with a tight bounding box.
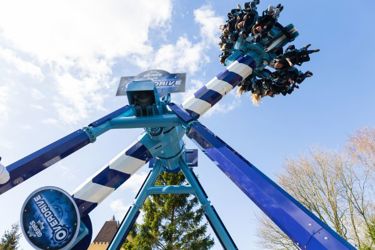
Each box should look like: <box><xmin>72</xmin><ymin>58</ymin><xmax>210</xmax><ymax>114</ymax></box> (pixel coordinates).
<box><xmin>88</xmin><ymin>216</ymin><xmax>121</xmax><ymax>250</ymax></box>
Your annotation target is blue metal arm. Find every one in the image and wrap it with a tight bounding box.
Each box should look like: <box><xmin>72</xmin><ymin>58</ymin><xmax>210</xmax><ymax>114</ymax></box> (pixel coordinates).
<box><xmin>0</xmin><ymin>101</ymin><xmax>184</xmax><ymax>196</ymax></box>
<box><xmin>180</xmin><ymin>55</ymin><xmax>257</xmax><ymax>119</ymax></box>
<box><xmin>72</xmin><ymin>135</ymin><xmax>154</xmax><ymax>216</ymax></box>
<box><xmin>0</xmin><ymin>129</ymin><xmax>92</xmax><ymax>195</ymax></box>
<box><xmin>0</xmin><ymin>105</ymin><xmax>132</xmax><ymax>195</ymax></box>
<box><xmin>186</xmin><ymin>120</ymin><xmax>356</xmax><ymax>250</ymax></box>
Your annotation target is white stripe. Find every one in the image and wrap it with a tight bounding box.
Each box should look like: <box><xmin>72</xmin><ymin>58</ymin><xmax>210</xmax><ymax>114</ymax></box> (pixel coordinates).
<box><xmin>43</xmin><ymin>156</ymin><xmax>61</xmax><ymax>167</ymax></box>
<box><xmin>180</xmin><ymin>58</ymin><xmax>253</xmax><ymax>117</ymax></box>
<box><xmin>290</xmin><ymin>27</ymin><xmax>298</xmax><ymax>34</ymax></box>
<box><xmin>72</xmin><ymin>139</ymin><xmax>147</xmax><ymax>205</ymax></box>
<box><xmin>74</xmin><ymin>182</ymin><xmax>114</xmax><ymax>203</ymax></box>
<box><xmin>109</xmin><ymin>153</ymin><xmax>145</xmax><ymax>175</ymax></box>
<box><xmin>206</xmin><ymin>77</ymin><xmax>233</xmax><ymax>96</ymax></box>
<box><xmin>265</xmin><ymin>35</ymin><xmax>286</xmax><ymax>52</ymax></box>
<box><xmin>182</xmin><ymin>97</ymin><xmax>211</xmax><ymax>115</ymax></box>
<box><xmin>226</xmin><ymin>61</ymin><xmax>252</xmax><ymax>78</ymax></box>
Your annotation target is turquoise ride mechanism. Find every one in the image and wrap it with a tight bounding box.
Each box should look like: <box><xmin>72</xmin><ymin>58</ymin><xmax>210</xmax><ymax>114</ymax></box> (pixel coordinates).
<box><xmin>0</xmin><ymin>1</ymin><xmax>354</xmax><ymax>250</ymax></box>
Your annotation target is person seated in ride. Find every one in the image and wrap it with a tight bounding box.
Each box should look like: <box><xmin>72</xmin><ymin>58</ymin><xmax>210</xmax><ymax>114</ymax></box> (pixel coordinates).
<box><xmin>219</xmin><ymin>50</ymin><xmax>231</xmax><ymax>64</ymax></box>
<box><xmin>237</xmin><ymin>73</ymin><xmax>275</xmax><ymax>105</ymax></box>
<box><xmin>251</xmin><ymin>6</ymin><xmax>282</xmax><ymax>41</ymax></box>
<box><xmin>270</xmin><ymin>57</ymin><xmax>290</xmax><ymax>70</ymax></box>
<box><xmin>237</xmin><ymin>76</ymin><xmax>257</xmax><ymax>95</ymax></box>
<box><xmin>244</xmin><ymin>0</ymin><xmax>260</xmax><ymax>12</ymax></box>
<box><xmin>236</xmin><ymin>13</ymin><xmax>257</xmax><ymax>39</ymax></box>
<box><xmin>262</xmin><ymin>4</ymin><xmax>283</xmax><ymax>19</ymax></box>
<box><xmin>270</xmin><ymin>44</ymin><xmax>319</xmax><ymax>71</ymax></box>
<box><xmin>250</xmin><ymin>78</ymin><xmax>275</xmax><ymax>104</ymax></box>
<box><xmin>276</xmin><ymin>44</ymin><xmax>320</xmax><ymax>67</ymax></box>
<box><xmin>236</xmin><ymin>1</ymin><xmax>259</xmax><ymax>38</ymax></box>
<box><xmin>271</xmin><ymin>67</ymin><xmax>313</xmax><ymax>95</ymax></box>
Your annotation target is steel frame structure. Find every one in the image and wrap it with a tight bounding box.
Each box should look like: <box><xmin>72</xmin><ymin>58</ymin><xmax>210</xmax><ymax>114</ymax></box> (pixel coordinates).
<box><xmin>0</xmin><ymin>5</ymin><xmax>357</xmax><ymax>249</ymax></box>
<box><xmin>108</xmin><ymin>160</ymin><xmax>237</xmax><ymax>250</ymax></box>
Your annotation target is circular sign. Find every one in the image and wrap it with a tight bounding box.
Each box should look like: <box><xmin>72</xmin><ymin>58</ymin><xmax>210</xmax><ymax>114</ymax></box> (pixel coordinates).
<box><xmin>20</xmin><ymin>186</ymin><xmax>80</xmax><ymax>250</ymax></box>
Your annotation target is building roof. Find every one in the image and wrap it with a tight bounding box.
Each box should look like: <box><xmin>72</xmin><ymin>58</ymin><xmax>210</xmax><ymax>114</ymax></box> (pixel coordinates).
<box><xmin>93</xmin><ymin>216</ymin><xmax>120</xmax><ymax>244</ymax></box>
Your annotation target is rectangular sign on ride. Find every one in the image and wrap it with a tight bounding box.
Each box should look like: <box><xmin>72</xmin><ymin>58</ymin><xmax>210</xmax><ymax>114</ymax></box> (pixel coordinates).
<box><xmin>117</xmin><ymin>70</ymin><xmax>186</xmax><ymax>97</ymax></box>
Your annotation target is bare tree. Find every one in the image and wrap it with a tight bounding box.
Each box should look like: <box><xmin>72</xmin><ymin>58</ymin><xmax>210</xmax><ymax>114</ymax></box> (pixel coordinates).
<box><xmin>346</xmin><ymin>128</ymin><xmax>375</xmax><ymax>249</ymax></box>
<box><xmin>348</xmin><ymin>128</ymin><xmax>375</xmax><ymax>171</ymax></box>
<box><xmin>257</xmin><ymin>128</ymin><xmax>375</xmax><ymax>250</ymax></box>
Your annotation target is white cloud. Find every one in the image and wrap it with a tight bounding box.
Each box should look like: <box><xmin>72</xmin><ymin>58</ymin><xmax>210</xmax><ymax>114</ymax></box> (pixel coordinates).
<box><xmin>0</xmin><ymin>2</ymin><xmax>228</xmax><ymax>125</ymax></box>
<box><xmin>194</xmin><ymin>5</ymin><xmax>224</xmax><ymax>45</ymax></box>
<box><xmin>19</xmin><ymin>124</ymin><xmax>32</xmax><ymax>130</ymax></box>
<box><xmin>0</xmin><ymin>46</ymin><xmax>44</xmax><ymax>80</ymax></box>
<box><xmin>110</xmin><ymin>170</ymin><xmax>148</xmax><ymax>222</ymax></box>
<box><xmin>56</xmin><ymin>162</ymin><xmax>79</xmax><ymax>180</ymax></box>
<box><xmin>110</xmin><ymin>198</ymin><xmax>145</xmax><ymax>223</ymax></box>
<box><xmin>0</xmin><ymin>85</ymin><xmax>10</xmax><ymax>126</ymax></box>
<box><xmin>0</xmin><ymin>0</ymin><xmax>172</xmax><ymax>63</ymax></box>
<box><xmin>0</xmin><ymin>0</ymin><xmax>172</xmax><ymax>124</ymax></box>
<box><xmin>134</xmin><ymin>37</ymin><xmax>208</xmax><ymax>75</ymax></box>
<box><xmin>30</xmin><ymin>88</ymin><xmax>45</xmax><ymax>101</ymax></box>
<box><xmin>154</xmin><ymin>37</ymin><xmax>207</xmax><ymax>74</ymax></box>
<box><xmin>52</xmin><ymin>73</ymin><xmax>109</xmax><ymax>123</ymax></box>
<box><xmin>110</xmin><ymin>199</ymin><xmax>130</xmax><ymax>219</ymax></box>
<box><xmin>30</xmin><ymin>104</ymin><xmax>46</xmax><ymax>111</ymax></box>
<box><xmin>133</xmin><ymin>5</ymin><xmax>223</xmax><ymax>76</ymax></box>
<box><xmin>120</xmin><ymin>171</ymin><xmax>148</xmax><ymax>194</ymax></box>
<box><xmin>174</xmin><ymin>6</ymin><xmax>239</xmax><ymax>117</ymax></box>
<box><xmin>0</xmin><ymin>137</ymin><xmax>14</xmax><ymax>150</ymax></box>
<box><xmin>206</xmin><ymin>95</ymin><xmax>242</xmax><ymax>117</ymax></box>
<box><xmin>42</xmin><ymin>118</ymin><xmax>59</xmax><ymax>125</ymax></box>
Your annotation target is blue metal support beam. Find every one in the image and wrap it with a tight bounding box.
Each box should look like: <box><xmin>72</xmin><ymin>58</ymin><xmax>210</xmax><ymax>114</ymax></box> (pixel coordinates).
<box><xmin>108</xmin><ymin>163</ymin><xmax>164</xmax><ymax>250</ymax></box>
<box><xmin>180</xmin><ymin>163</ymin><xmax>238</xmax><ymax>250</ymax></box>
<box><xmin>147</xmin><ymin>185</ymin><xmax>195</xmax><ymax>195</ymax></box>
<box><xmin>86</xmin><ymin>114</ymin><xmax>182</xmax><ymax>139</ymax></box>
<box><xmin>108</xmin><ymin>160</ymin><xmax>238</xmax><ymax>250</ymax></box>
<box><xmin>186</xmin><ymin>120</ymin><xmax>356</xmax><ymax>250</ymax></box>
<box><xmin>110</xmin><ymin>114</ymin><xmax>182</xmax><ymax>129</ymax></box>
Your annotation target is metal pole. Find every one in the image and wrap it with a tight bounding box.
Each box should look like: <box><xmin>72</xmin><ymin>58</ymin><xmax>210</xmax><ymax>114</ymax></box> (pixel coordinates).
<box><xmin>109</xmin><ymin>161</ymin><xmax>238</xmax><ymax>250</ymax></box>
<box><xmin>108</xmin><ymin>164</ymin><xmax>163</xmax><ymax>250</ymax></box>
<box><xmin>180</xmin><ymin>163</ymin><xmax>238</xmax><ymax>250</ymax></box>
<box><xmin>110</xmin><ymin>114</ymin><xmax>182</xmax><ymax>128</ymax></box>
<box><xmin>147</xmin><ymin>185</ymin><xmax>195</xmax><ymax>195</ymax></box>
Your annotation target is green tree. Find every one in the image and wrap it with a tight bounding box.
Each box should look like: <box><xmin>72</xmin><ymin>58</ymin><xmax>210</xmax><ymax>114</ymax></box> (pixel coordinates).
<box><xmin>0</xmin><ymin>224</ymin><xmax>21</xmax><ymax>250</ymax></box>
<box><xmin>123</xmin><ymin>171</ymin><xmax>214</xmax><ymax>250</ymax></box>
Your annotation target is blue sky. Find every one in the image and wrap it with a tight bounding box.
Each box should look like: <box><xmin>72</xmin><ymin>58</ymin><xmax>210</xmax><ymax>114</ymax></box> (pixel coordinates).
<box><xmin>0</xmin><ymin>0</ymin><xmax>375</xmax><ymax>249</ymax></box>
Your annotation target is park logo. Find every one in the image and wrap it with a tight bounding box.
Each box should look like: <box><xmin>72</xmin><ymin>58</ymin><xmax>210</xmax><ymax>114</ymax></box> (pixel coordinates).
<box><xmin>117</xmin><ymin>69</ymin><xmax>186</xmax><ymax>97</ymax></box>
<box><xmin>20</xmin><ymin>187</ymin><xmax>80</xmax><ymax>250</ymax></box>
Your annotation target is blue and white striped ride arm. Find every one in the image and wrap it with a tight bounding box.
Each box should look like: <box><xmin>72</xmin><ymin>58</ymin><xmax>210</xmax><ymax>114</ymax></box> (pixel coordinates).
<box><xmin>72</xmin><ymin>136</ymin><xmax>152</xmax><ymax>215</ymax></box>
<box><xmin>0</xmin><ymin>105</ymin><xmax>133</xmax><ymax>195</ymax></box>
<box><xmin>182</xmin><ymin>55</ymin><xmax>256</xmax><ymax>118</ymax></box>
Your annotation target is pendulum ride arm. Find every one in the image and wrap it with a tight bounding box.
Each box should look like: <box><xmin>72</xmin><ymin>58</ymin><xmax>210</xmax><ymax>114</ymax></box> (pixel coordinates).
<box><xmin>0</xmin><ymin>105</ymin><xmax>133</xmax><ymax>195</ymax></box>
<box><xmin>72</xmin><ymin>135</ymin><xmax>154</xmax><ymax>215</ymax></box>
<box><xmin>0</xmin><ymin>105</ymin><xmax>181</xmax><ymax>195</ymax></box>
<box><xmin>167</xmin><ymin>54</ymin><xmax>355</xmax><ymax>249</ymax></box>
<box><xmin>177</xmin><ymin>55</ymin><xmax>256</xmax><ymax>119</ymax></box>
<box><xmin>185</xmin><ymin>120</ymin><xmax>356</xmax><ymax>250</ymax></box>
<box><xmin>71</xmin><ymin>110</ymin><xmax>183</xmax><ymax>215</ymax></box>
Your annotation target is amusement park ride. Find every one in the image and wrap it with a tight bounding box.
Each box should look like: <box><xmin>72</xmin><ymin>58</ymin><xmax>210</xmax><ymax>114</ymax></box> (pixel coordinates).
<box><xmin>0</xmin><ymin>1</ymin><xmax>357</xmax><ymax>250</ymax></box>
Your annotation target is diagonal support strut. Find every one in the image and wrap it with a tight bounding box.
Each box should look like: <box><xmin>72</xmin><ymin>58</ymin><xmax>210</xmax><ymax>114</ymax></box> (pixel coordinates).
<box><xmin>108</xmin><ymin>161</ymin><xmax>237</xmax><ymax>250</ymax></box>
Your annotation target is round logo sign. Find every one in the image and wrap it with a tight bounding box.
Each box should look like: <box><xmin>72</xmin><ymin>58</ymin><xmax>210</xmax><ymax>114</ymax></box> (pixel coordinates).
<box><xmin>20</xmin><ymin>186</ymin><xmax>80</xmax><ymax>250</ymax></box>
